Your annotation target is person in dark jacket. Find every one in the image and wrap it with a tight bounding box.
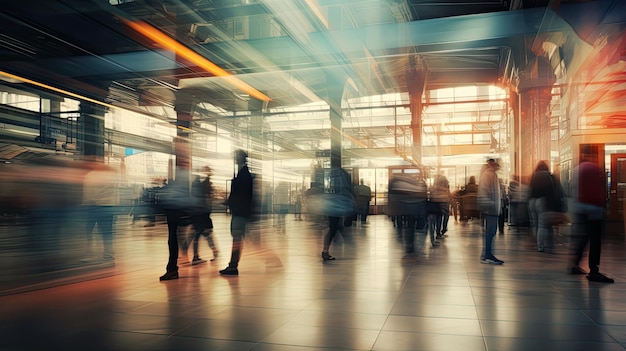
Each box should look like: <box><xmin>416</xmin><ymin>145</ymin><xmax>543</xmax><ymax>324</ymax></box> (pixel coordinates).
<box><xmin>159</xmin><ymin>137</ymin><xmax>206</xmax><ymax>281</ymax></box>
<box><xmin>220</xmin><ymin>149</ymin><xmax>254</xmax><ymax>276</ymax></box>
<box><xmin>159</xmin><ymin>167</ymin><xmax>203</xmax><ymax>280</ymax></box>
<box><xmin>528</xmin><ymin>160</ymin><xmax>563</xmax><ymax>252</ymax></box>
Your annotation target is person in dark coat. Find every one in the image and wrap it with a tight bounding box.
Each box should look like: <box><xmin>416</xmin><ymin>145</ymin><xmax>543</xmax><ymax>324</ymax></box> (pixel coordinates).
<box><xmin>159</xmin><ymin>138</ymin><xmax>205</xmax><ymax>281</ymax></box>
<box><xmin>528</xmin><ymin>160</ymin><xmax>563</xmax><ymax>252</ymax></box>
<box><xmin>219</xmin><ymin>149</ymin><xmax>254</xmax><ymax>276</ymax></box>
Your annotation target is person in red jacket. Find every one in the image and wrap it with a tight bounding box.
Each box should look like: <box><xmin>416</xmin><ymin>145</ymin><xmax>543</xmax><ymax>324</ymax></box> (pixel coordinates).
<box><xmin>569</xmin><ymin>146</ymin><xmax>613</xmax><ymax>282</ymax></box>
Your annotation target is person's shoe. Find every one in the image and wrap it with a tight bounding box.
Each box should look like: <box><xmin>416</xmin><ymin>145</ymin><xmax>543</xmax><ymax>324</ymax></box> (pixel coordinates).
<box><xmin>570</xmin><ymin>266</ymin><xmax>587</xmax><ymax>275</ymax></box>
<box><xmin>219</xmin><ymin>266</ymin><xmax>238</xmax><ymax>275</ymax></box>
<box><xmin>159</xmin><ymin>271</ymin><xmax>178</xmax><ymax>281</ymax></box>
<box><xmin>480</xmin><ymin>258</ymin><xmax>503</xmax><ymax>265</ymax></box>
<box><xmin>210</xmin><ymin>251</ymin><xmax>219</xmax><ymax>262</ymax></box>
<box><xmin>432</xmin><ymin>241</ymin><xmax>440</xmax><ymax>247</ymax></box>
<box><xmin>192</xmin><ymin>257</ymin><xmax>207</xmax><ymax>265</ymax></box>
<box><xmin>491</xmin><ymin>256</ymin><xmax>504</xmax><ymax>264</ymax></box>
<box><xmin>321</xmin><ymin>252</ymin><xmax>335</xmax><ymax>261</ymax></box>
<box><xmin>587</xmin><ymin>272</ymin><xmax>614</xmax><ymax>283</ymax></box>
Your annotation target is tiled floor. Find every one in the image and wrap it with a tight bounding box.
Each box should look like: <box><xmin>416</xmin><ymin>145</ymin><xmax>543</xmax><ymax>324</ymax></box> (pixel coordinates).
<box><xmin>1</xmin><ymin>214</ymin><xmax>625</xmax><ymax>351</ymax></box>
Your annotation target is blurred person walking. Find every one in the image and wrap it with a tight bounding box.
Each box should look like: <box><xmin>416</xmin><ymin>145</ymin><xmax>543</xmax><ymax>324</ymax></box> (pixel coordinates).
<box><xmin>190</xmin><ymin>167</ymin><xmax>219</xmax><ymax>265</ymax></box>
<box><xmin>273</xmin><ymin>181</ymin><xmax>290</xmax><ymax>233</ymax></box>
<box><xmin>320</xmin><ymin>167</ymin><xmax>355</xmax><ymax>260</ymax></box>
<box><xmin>159</xmin><ymin>138</ymin><xmax>205</xmax><ymax>281</ymax></box>
<box><xmin>82</xmin><ymin>160</ymin><xmax>120</xmax><ymax>262</ymax></box>
<box><xmin>431</xmin><ymin>173</ymin><xmax>451</xmax><ymax>239</ymax></box>
<box><xmin>568</xmin><ymin>146</ymin><xmax>614</xmax><ymax>282</ymax></box>
<box><xmin>528</xmin><ymin>161</ymin><xmax>565</xmax><ymax>253</ymax></box>
<box><xmin>477</xmin><ymin>158</ymin><xmax>504</xmax><ymax>265</ymax></box>
<box><xmin>354</xmin><ymin>179</ymin><xmax>372</xmax><ymax>224</ymax></box>
<box><xmin>220</xmin><ymin>149</ymin><xmax>254</xmax><ymax>276</ymax></box>
<box><xmin>388</xmin><ymin>173</ymin><xmax>428</xmax><ymax>253</ymax></box>
<box><xmin>465</xmin><ymin>176</ymin><xmax>478</xmax><ymax>193</ymax></box>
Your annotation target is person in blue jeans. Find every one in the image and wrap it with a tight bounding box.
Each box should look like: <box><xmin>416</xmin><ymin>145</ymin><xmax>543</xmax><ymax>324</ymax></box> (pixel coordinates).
<box><xmin>478</xmin><ymin>158</ymin><xmax>504</xmax><ymax>265</ymax></box>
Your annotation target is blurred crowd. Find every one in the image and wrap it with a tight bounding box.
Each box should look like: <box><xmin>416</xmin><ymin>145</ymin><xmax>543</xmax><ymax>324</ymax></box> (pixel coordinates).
<box><xmin>0</xmin><ymin>148</ymin><xmax>615</xmax><ymax>285</ymax></box>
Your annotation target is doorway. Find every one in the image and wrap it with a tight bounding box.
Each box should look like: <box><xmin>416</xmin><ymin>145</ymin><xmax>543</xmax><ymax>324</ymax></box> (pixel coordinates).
<box><xmin>609</xmin><ymin>153</ymin><xmax>626</xmax><ymax>222</ymax></box>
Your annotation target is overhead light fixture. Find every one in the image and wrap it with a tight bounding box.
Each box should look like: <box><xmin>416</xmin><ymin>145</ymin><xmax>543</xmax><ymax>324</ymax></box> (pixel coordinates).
<box><xmin>121</xmin><ymin>18</ymin><xmax>271</xmax><ymax>103</ymax></box>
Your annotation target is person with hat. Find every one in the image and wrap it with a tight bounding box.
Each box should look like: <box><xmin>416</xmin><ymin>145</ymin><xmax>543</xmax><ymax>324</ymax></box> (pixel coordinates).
<box><xmin>477</xmin><ymin>158</ymin><xmax>505</xmax><ymax>264</ymax></box>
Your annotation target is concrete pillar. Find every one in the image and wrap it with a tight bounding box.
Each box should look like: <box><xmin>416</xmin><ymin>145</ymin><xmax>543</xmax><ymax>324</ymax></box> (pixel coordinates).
<box><xmin>80</xmin><ymin>101</ymin><xmax>107</xmax><ymax>161</ymax></box>
<box><xmin>517</xmin><ymin>57</ymin><xmax>556</xmax><ymax>180</ymax></box>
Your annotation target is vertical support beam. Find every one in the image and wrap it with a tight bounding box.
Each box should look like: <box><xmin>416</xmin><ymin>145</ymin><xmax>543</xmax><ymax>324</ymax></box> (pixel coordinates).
<box><xmin>173</xmin><ymin>90</ymin><xmax>194</xmax><ymax>186</ymax></box>
<box><xmin>327</xmin><ymin>77</ymin><xmax>344</xmax><ymax>169</ymax></box>
<box><xmin>326</xmin><ymin>5</ymin><xmax>345</xmax><ymax>169</ymax></box>
<box><xmin>80</xmin><ymin>101</ymin><xmax>106</xmax><ymax>161</ymax></box>
<box><xmin>248</xmin><ymin>97</ymin><xmax>266</xmax><ymax>213</ymax></box>
<box><xmin>510</xmin><ymin>92</ymin><xmax>521</xmax><ymax>181</ymax></box>
<box><xmin>172</xmin><ymin>18</ymin><xmax>194</xmax><ymax>185</ymax></box>
<box><xmin>406</xmin><ymin>59</ymin><xmax>426</xmax><ymax>165</ymax></box>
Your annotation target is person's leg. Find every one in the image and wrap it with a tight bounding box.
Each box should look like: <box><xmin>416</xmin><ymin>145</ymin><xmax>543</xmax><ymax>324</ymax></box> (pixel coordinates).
<box><xmin>97</xmin><ymin>207</ymin><xmax>115</xmax><ymax>260</ymax></box>
<box><xmin>338</xmin><ymin>216</ymin><xmax>352</xmax><ymax>244</ymax></box>
<box><xmin>205</xmin><ymin>214</ymin><xmax>218</xmax><ymax>259</ymax></box>
<box><xmin>528</xmin><ymin>198</ymin><xmax>537</xmax><ymax>237</ymax></box>
<box><xmin>569</xmin><ymin>214</ymin><xmax>589</xmax><ymax>271</ymax></box>
<box><xmin>164</xmin><ymin>210</ymin><xmax>180</xmax><ymax>275</ymax></box>
<box><xmin>395</xmin><ymin>215</ymin><xmax>405</xmax><ymax>240</ymax></box>
<box><xmin>536</xmin><ymin>211</ymin><xmax>546</xmax><ymax>251</ymax></box>
<box><xmin>322</xmin><ymin>216</ymin><xmax>340</xmax><ymax>259</ymax></box>
<box><xmin>405</xmin><ymin>215</ymin><xmax>416</xmax><ymax>253</ymax></box>
<box><xmin>435</xmin><ymin>210</ymin><xmax>443</xmax><ymax>237</ymax></box>
<box><xmin>191</xmin><ymin>214</ymin><xmax>206</xmax><ymax>262</ymax></box>
<box><xmin>227</xmin><ymin>216</ymin><xmax>247</xmax><ymax>269</ymax></box>
<box><xmin>177</xmin><ymin>217</ymin><xmax>192</xmax><ymax>263</ymax></box>
<box><xmin>84</xmin><ymin>206</ymin><xmax>97</xmax><ymax>256</ymax></box>
<box><xmin>482</xmin><ymin>215</ymin><xmax>498</xmax><ymax>260</ymax></box>
<box><xmin>587</xmin><ymin>219</ymin><xmax>603</xmax><ymax>274</ymax></box>
<box><xmin>416</xmin><ymin>202</ymin><xmax>426</xmax><ymax>232</ymax></box>
<box><xmin>362</xmin><ymin>201</ymin><xmax>369</xmax><ymax>223</ymax></box>
<box><xmin>440</xmin><ymin>203</ymin><xmax>449</xmax><ymax>234</ymax></box>
<box><xmin>428</xmin><ymin>214</ymin><xmax>436</xmax><ymax>246</ymax></box>
<box><xmin>545</xmin><ymin>225</ymin><xmax>554</xmax><ymax>252</ymax></box>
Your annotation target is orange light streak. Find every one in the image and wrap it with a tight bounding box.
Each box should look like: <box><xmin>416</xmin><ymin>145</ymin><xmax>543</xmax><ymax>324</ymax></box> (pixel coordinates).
<box><xmin>0</xmin><ymin>70</ymin><xmax>115</xmax><ymax>110</ymax></box>
<box><xmin>123</xmin><ymin>19</ymin><xmax>271</xmax><ymax>102</ymax></box>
